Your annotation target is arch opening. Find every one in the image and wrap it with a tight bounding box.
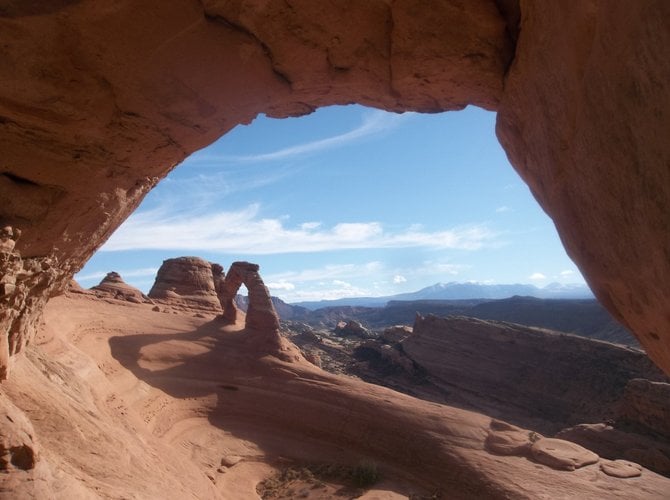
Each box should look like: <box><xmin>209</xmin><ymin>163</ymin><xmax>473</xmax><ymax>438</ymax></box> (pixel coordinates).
<box><xmin>77</xmin><ymin>105</ymin><xmax>590</xmax><ymax>308</ymax></box>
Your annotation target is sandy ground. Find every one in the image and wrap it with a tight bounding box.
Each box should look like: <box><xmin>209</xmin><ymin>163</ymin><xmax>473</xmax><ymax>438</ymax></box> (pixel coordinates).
<box><xmin>1</xmin><ymin>292</ymin><xmax>669</xmax><ymax>499</ymax></box>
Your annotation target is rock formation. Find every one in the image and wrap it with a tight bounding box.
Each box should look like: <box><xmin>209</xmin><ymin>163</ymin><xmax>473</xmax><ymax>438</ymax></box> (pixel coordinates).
<box><xmin>333</xmin><ymin>320</ymin><xmax>372</xmax><ymax>338</ymax></box>
<box><xmin>0</xmin><ymin>226</ymin><xmax>63</xmax><ymax>381</ymax></box>
<box><xmin>218</xmin><ymin>261</ymin><xmax>280</xmax><ymax>334</ymax></box>
<box><xmin>91</xmin><ymin>271</ymin><xmax>152</xmax><ymax>304</ymax></box>
<box><xmin>557</xmin><ymin>423</ymin><xmax>670</xmax><ymax>477</ymax></box>
<box><xmin>0</xmin><ymin>0</ymin><xmax>668</xmax><ymax>382</ymax></box>
<box><xmin>148</xmin><ymin>257</ymin><xmax>223</xmax><ymax>315</ymax></box>
<box><xmin>401</xmin><ymin>315</ymin><xmax>668</xmax><ymax>432</ymax></box>
<box><xmin>556</xmin><ymin>378</ymin><xmax>670</xmax><ymax>476</ymax></box>
<box><xmin>495</xmin><ymin>1</ymin><xmax>670</xmax><ymax>374</ymax></box>
<box><xmin>617</xmin><ymin>378</ymin><xmax>670</xmax><ymax>438</ymax></box>
<box><xmin>1</xmin><ymin>1</ymin><xmax>670</xmax><ymax>496</ymax></box>
<box><xmin>0</xmin><ymin>392</ymin><xmax>39</xmax><ymax>471</ymax></box>
<box><xmin>381</xmin><ymin>325</ymin><xmax>414</xmax><ymax>344</ymax></box>
<box><xmin>5</xmin><ymin>291</ymin><xmax>664</xmax><ymax>499</ymax></box>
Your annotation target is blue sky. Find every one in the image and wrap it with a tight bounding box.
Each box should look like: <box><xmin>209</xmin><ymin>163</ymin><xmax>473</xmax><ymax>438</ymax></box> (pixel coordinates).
<box><xmin>76</xmin><ymin>105</ymin><xmax>586</xmax><ymax>302</ymax></box>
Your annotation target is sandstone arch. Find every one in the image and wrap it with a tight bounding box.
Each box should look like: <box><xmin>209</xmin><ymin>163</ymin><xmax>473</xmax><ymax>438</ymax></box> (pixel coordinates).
<box><xmin>0</xmin><ymin>0</ymin><xmax>669</xmax><ymax>381</ymax></box>
<box><xmin>217</xmin><ymin>261</ymin><xmax>280</xmax><ymax>333</ymax></box>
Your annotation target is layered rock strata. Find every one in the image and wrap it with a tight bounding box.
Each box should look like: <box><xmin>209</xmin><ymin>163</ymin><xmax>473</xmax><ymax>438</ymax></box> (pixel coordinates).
<box><xmin>401</xmin><ymin>315</ymin><xmax>667</xmax><ymax>432</ymax></box>
<box><xmin>0</xmin><ymin>226</ymin><xmax>64</xmax><ymax>381</ymax></box>
<box><xmin>148</xmin><ymin>257</ymin><xmax>223</xmax><ymax>315</ymax></box>
<box><xmin>617</xmin><ymin>378</ymin><xmax>670</xmax><ymax>438</ymax></box>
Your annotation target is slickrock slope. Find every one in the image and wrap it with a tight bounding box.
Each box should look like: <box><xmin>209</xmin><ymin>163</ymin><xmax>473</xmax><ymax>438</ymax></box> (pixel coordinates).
<box><xmin>401</xmin><ymin>315</ymin><xmax>667</xmax><ymax>433</ymax></box>
<box><xmin>2</xmin><ymin>292</ymin><xmax>669</xmax><ymax>499</ymax></box>
<box><xmin>148</xmin><ymin>257</ymin><xmax>223</xmax><ymax>315</ymax></box>
<box><xmin>91</xmin><ymin>271</ymin><xmax>151</xmax><ymax>304</ymax></box>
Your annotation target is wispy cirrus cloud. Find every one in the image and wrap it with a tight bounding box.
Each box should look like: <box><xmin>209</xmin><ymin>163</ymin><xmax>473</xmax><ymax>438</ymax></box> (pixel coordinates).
<box><xmin>187</xmin><ymin>109</ymin><xmax>412</xmax><ymax>165</ymax></box>
<box><xmin>100</xmin><ymin>204</ymin><xmax>498</xmax><ymax>254</ymax></box>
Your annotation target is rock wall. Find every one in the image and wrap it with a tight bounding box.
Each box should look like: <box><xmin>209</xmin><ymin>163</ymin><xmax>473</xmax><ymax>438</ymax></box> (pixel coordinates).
<box><xmin>402</xmin><ymin>315</ymin><xmax>667</xmax><ymax>432</ymax></box>
<box><xmin>496</xmin><ymin>0</ymin><xmax>670</xmax><ymax>373</ymax></box>
<box><xmin>0</xmin><ymin>227</ymin><xmax>64</xmax><ymax>380</ymax></box>
<box><xmin>0</xmin><ymin>1</ymin><xmax>669</xmax><ymax>379</ymax></box>
<box><xmin>617</xmin><ymin>379</ymin><xmax>670</xmax><ymax>438</ymax></box>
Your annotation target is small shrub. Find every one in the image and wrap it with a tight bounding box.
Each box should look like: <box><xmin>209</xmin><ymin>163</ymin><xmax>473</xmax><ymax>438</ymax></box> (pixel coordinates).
<box><xmin>351</xmin><ymin>461</ymin><xmax>380</xmax><ymax>488</ymax></box>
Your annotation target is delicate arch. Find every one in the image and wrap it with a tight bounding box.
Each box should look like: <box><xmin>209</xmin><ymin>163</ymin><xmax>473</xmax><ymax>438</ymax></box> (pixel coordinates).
<box><xmin>217</xmin><ymin>261</ymin><xmax>280</xmax><ymax>333</ymax></box>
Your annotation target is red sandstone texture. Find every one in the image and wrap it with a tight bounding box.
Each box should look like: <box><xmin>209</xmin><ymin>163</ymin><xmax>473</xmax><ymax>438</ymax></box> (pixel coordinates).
<box><xmin>0</xmin><ymin>1</ymin><xmax>670</xmax><ymax>497</ymax></box>
<box><xmin>496</xmin><ymin>0</ymin><xmax>670</xmax><ymax>374</ymax></box>
<box><xmin>1</xmin><ymin>292</ymin><xmax>667</xmax><ymax>499</ymax></box>
<box><xmin>0</xmin><ymin>0</ymin><xmax>668</xmax><ymax>379</ymax></box>
<box><xmin>91</xmin><ymin>271</ymin><xmax>152</xmax><ymax>304</ymax></box>
<box><xmin>148</xmin><ymin>256</ymin><xmax>223</xmax><ymax>315</ymax></box>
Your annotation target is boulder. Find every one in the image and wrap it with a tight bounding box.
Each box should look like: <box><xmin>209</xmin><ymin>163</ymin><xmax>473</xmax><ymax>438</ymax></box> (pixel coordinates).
<box><xmin>334</xmin><ymin>320</ymin><xmax>372</xmax><ymax>338</ymax></box>
<box><xmin>381</xmin><ymin>325</ymin><xmax>413</xmax><ymax>344</ymax></box>
<box><xmin>530</xmin><ymin>438</ymin><xmax>599</xmax><ymax>471</ymax></box>
<box><xmin>600</xmin><ymin>459</ymin><xmax>643</xmax><ymax>479</ymax></box>
<box><xmin>557</xmin><ymin>423</ymin><xmax>670</xmax><ymax>476</ymax></box>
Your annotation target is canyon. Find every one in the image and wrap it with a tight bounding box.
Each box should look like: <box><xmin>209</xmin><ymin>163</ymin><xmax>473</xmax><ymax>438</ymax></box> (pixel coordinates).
<box><xmin>1</xmin><ymin>0</ymin><xmax>670</xmax><ymax>498</ymax></box>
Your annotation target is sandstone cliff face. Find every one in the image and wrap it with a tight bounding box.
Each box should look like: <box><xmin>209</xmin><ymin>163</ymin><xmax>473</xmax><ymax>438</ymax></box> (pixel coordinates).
<box><xmin>148</xmin><ymin>257</ymin><xmax>223</xmax><ymax>315</ymax></box>
<box><xmin>0</xmin><ymin>227</ymin><xmax>64</xmax><ymax>380</ymax></box>
<box><xmin>618</xmin><ymin>379</ymin><xmax>670</xmax><ymax>438</ymax></box>
<box><xmin>402</xmin><ymin>315</ymin><xmax>667</xmax><ymax>432</ymax></box>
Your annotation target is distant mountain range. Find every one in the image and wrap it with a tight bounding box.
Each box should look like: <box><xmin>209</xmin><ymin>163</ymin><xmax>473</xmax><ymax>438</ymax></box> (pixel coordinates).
<box><xmin>291</xmin><ymin>281</ymin><xmax>594</xmax><ymax>310</ymax></box>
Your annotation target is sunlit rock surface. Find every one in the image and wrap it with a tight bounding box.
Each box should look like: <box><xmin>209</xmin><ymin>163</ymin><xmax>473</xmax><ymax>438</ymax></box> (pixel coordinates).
<box><xmin>1</xmin><ymin>0</ymin><xmax>670</xmax><ymax>497</ymax></box>
<box><xmin>148</xmin><ymin>257</ymin><xmax>223</xmax><ymax>315</ymax></box>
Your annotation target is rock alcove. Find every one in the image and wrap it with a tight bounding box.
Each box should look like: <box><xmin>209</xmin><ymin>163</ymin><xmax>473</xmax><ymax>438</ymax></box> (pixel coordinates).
<box><xmin>0</xmin><ymin>1</ymin><xmax>669</xmax><ymax>379</ymax></box>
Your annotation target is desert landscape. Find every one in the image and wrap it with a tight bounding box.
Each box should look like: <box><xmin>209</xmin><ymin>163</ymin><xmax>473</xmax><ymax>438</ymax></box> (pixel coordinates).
<box><xmin>3</xmin><ymin>259</ymin><xmax>670</xmax><ymax>498</ymax></box>
<box><xmin>2</xmin><ymin>1</ymin><xmax>670</xmax><ymax>498</ymax></box>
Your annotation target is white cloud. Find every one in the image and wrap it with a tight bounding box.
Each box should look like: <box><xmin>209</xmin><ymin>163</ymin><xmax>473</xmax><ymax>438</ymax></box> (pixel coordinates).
<box><xmin>189</xmin><ymin>110</ymin><xmax>412</xmax><ymax>164</ymax></box>
<box><xmin>266</xmin><ymin>281</ymin><xmax>296</xmax><ymax>291</ymax></box>
<box><xmin>76</xmin><ymin>267</ymin><xmax>158</xmax><ymax>284</ymax></box>
<box><xmin>265</xmin><ymin>262</ymin><xmax>382</xmax><ymax>284</ymax></box>
<box><xmin>529</xmin><ymin>272</ymin><xmax>546</xmax><ymax>281</ymax></box>
<box><xmin>560</xmin><ymin>270</ymin><xmax>574</xmax><ymax>276</ymax></box>
<box><xmin>495</xmin><ymin>206</ymin><xmax>511</xmax><ymax>213</ymax></box>
<box><xmin>300</xmin><ymin>222</ymin><xmax>322</xmax><ymax>230</ymax></box>
<box><xmin>101</xmin><ymin>203</ymin><xmax>499</xmax><ymax>254</ymax></box>
<box><xmin>393</xmin><ymin>274</ymin><xmax>407</xmax><ymax>284</ymax></box>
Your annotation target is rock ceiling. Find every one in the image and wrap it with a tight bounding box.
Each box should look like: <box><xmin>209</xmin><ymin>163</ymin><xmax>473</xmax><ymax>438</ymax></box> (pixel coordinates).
<box><xmin>1</xmin><ymin>0</ymin><xmax>669</xmax><ymax>376</ymax></box>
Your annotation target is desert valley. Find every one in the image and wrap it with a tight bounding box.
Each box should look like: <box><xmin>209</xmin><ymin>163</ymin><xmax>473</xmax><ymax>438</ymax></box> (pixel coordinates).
<box><xmin>2</xmin><ymin>1</ymin><xmax>670</xmax><ymax>499</ymax></box>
